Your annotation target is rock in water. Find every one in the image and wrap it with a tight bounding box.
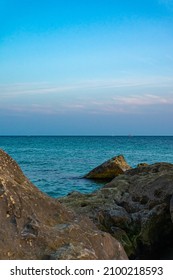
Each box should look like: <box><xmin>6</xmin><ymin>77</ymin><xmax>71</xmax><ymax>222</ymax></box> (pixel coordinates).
<box><xmin>0</xmin><ymin>149</ymin><xmax>127</xmax><ymax>260</ymax></box>
<box><xmin>61</xmin><ymin>162</ymin><xmax>173</xmax><ymax>259</ymax></box>
<box><xmin>84</xmin><ymin>155</ymin><xmax>131</xmax><ymax>180</ymax></box>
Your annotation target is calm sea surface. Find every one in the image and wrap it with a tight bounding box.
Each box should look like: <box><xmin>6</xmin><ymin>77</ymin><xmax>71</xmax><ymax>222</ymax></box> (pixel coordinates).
<box><xmin>0</xmin><ymin>136</ymin><xmax>173</xmax><ymax>198</ymax></box>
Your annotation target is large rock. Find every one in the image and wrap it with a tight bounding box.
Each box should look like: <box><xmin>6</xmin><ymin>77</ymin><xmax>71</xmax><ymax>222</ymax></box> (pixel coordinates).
<box><xmin>84</xmin><ymin>155</ymin><xmax>131</xmax><ymax>180</ymax></box>
<box><xmin>0</xmin><ymin>149</ymin><xmax>127</xmax><ymax>260</ymax></box>
<box><xmin>60</xmin><ymin>162</ymin><xmax>173</xmax><ymax>259</ymax></box>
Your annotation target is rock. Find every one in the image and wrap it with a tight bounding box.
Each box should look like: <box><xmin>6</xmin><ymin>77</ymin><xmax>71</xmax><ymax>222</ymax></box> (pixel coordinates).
<box><xmin>60</xmin><ymin>162</ymin><xmax>173</xmax><ymax>259</ymax></box>
<box><xmin>0</xmin><ymin>149</ymin><xmax>127</xmax><ymax>260</ymax></box>
<box><xmin>84</xmin><ymin>155</ymin><xmax>131</xmax><ymax>180</ymax></box>
<box><xmin>170</xmin><ymin>195</ymin><xmax>173</xmax><ymax>223</ymax></box>
<box><xmin>137</xmin><ymin>163</ymin><xmax>149</xmax><ymax>168</ymax></box>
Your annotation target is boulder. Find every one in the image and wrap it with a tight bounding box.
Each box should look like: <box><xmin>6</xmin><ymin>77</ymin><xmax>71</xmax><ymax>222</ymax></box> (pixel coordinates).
<box><xmin>84</xmin><ymin>155</ymin><xmax>131</xmax><ymax>180</ymax></box>
<box><xmin>60</xmin><ymin>162</ymin><xmax>173</xmax><ymax>259</ymax></box>
<box><xmin>0</xmin><ymin>149</ymin><xmax>127</xmax><ymax>260</ymax></box>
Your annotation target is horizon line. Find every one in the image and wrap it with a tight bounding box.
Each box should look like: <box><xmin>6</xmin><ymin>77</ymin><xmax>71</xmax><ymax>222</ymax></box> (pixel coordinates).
<box><xmin>0</xmin><ymin>135</ymin><xmax>173</xmax><ymax>137</ymax></box>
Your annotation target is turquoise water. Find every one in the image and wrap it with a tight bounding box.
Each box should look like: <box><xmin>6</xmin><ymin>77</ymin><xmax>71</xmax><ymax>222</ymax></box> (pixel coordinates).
<box><xmin>0</xmin><ymin>136</ymin><xmax>173</xmax><ymax>198</ymax></box>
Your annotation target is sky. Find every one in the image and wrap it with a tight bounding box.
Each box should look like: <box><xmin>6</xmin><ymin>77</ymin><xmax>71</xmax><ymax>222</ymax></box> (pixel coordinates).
<box><xmin>0</xmin><ymin>0</ymin><xmax>173</xmax><ymax>135</ymax></box>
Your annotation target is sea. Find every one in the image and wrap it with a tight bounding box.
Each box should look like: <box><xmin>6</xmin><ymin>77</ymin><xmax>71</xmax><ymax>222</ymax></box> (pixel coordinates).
<box><xmin>0</xmin><ymin>136</ymin><xmax>173</xmax><ymax>198</ymax></box>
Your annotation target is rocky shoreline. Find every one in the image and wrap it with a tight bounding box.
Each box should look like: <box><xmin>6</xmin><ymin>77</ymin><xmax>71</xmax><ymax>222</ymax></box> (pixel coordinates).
<box><xmin>61</xmin><ymin>157</ymin><xmax>173</xmax><ymax>259</ymax></box>
<box><xmin>1</xmin><ymin>149</ymin><xmax>173</xmax><ymax>259</ymax></box>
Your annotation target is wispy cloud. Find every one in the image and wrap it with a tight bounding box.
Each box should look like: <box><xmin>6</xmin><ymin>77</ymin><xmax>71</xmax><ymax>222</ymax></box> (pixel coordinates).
<box><xmin>112</xmin><ymin>94</ymin><xmax>173</xmax><ymax>106</ymax></box>
<box><xmin>1</xmin><ymin>92</ymin><xmax>173</xmax><ymax>117</ymax></box>
<box><xmin>0</xmin><ymin>104</ymin><xmax>58</xmax><ymax>115</ymax></box>
<box><xmin>1</xmin><ymin>77</ymin><xmax>173</xmax><ymax>117</ymax></box>
<box><xmin>0</xmin><ymin>83</ymin><xmax>80</xmax><ymax>98</ymax></box>
<box><xmin>1</xmin><ymin>76</ymin><xmax>173</xmax><ymax>99</ymax></box>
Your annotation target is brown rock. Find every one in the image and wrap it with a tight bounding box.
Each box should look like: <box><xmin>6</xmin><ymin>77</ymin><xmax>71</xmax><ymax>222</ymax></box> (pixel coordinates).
<box><xmin>60</xmin><ymin>162</ymin><xmax>173</xmax><ymax>259</ymax></box>
<box><xmin>0</xmin><ymin>149</ymin><xmax>127</xmax><ymax>260</ymax></box>
<box><xmin>137</xmin><ymin>163</ymin><xmax>149</xmax><ymax>168</ymax></box>
<box><xmin>84</xmin><ymin>155</ymin><xmax>131</xmax><ymax>180</ymax></box>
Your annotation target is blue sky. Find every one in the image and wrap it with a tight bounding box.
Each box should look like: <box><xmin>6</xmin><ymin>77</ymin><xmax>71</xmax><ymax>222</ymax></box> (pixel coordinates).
<box><xmin>0</xmin><ymin>0</ymin><xmax>173</xmax><ymax>135</ymax></box>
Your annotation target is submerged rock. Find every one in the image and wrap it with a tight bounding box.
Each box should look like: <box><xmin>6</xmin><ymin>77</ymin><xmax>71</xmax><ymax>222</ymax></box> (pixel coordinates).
<box><xmin>84</xmin><ymin>155</ymin><xmax>131</xmax><ymax>180</ymax></box>
<box><xmin>61</xmin><ymin>162</ymin><xmax>173</xmax><ymax>259</ymax></box>
<box><xmin>0</xmin><ymin>149</ymin><xmax>127</xmax><ymax>260</ymax></box>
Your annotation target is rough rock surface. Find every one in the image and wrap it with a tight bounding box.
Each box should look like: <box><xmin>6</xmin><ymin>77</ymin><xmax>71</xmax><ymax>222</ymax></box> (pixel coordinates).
<box><xmin>60</xmin><ymin>162</ymin><xmax>173</xmax><ymax>259</ymax></box>
<box><xmin>0</xmin><ymin>149</ymin><xmax>127</xmax><ymax>260</ymax></box>
<box><xmin>84</xmin><ymin>155</ymin><xmax>131</xmax><ymax>180</ymax></box>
